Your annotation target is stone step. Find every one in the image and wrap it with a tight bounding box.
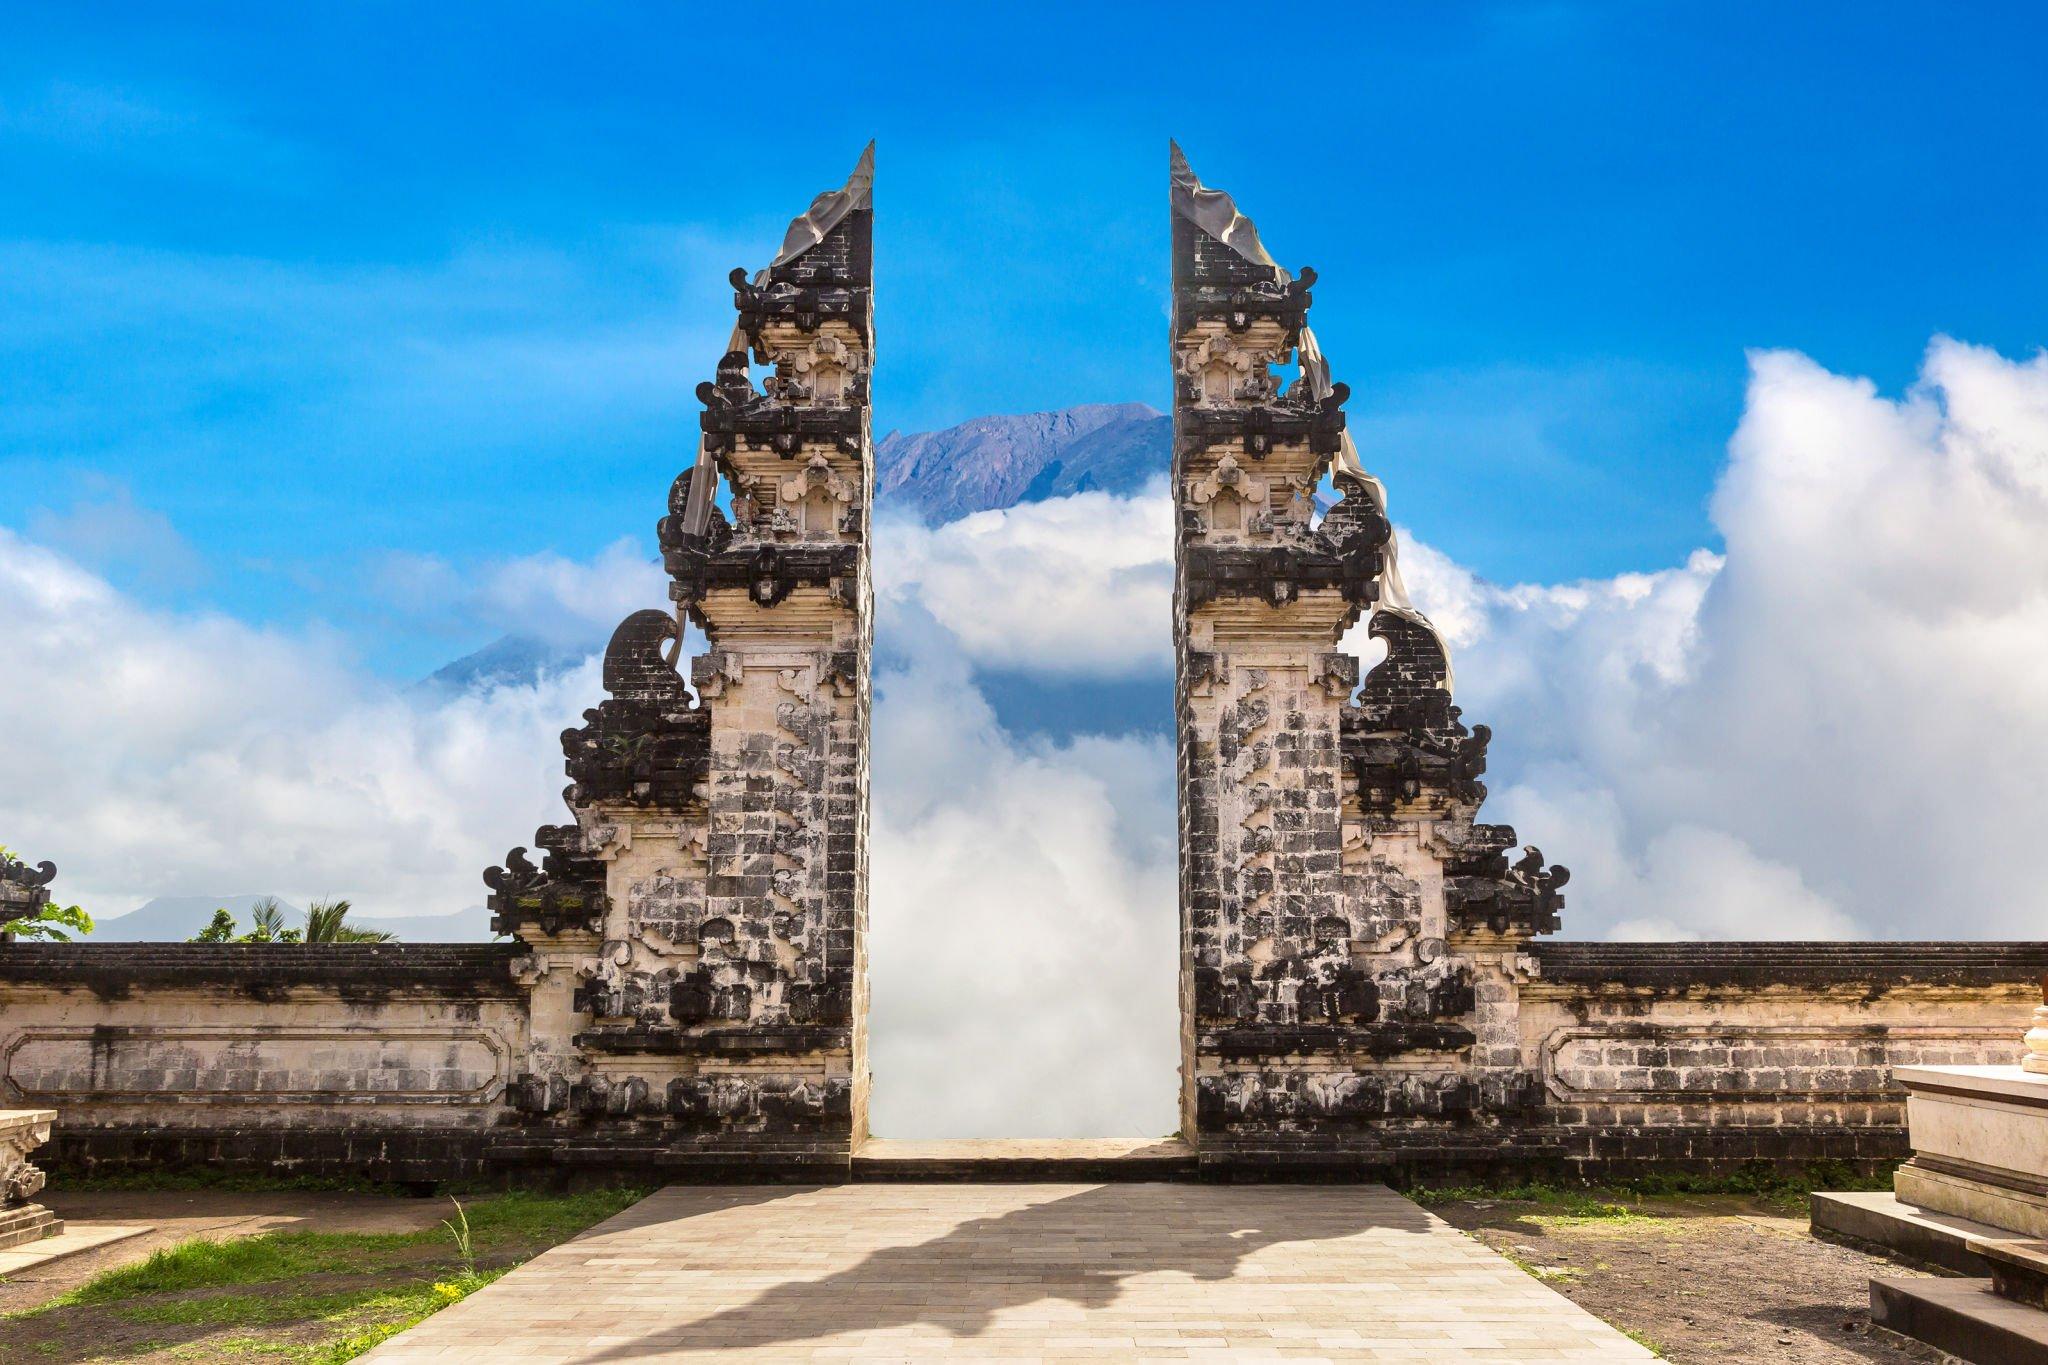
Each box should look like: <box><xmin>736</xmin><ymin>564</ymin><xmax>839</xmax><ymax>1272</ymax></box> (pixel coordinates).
<box><xmin>0</xmin><ymin>1202</ymin><xmax>61</xmax><ymax>1251</ymax></box>
<box><xmin>1812</xmin><ymin>1189</ymin><xmax>2011</xmax><ymax>1274</ymax></box>
<box><xmin>1871</xmin><ymin>1276</ymin><xmax>2048</xmax><ymax>1364</ymax></box>
<box><xmin>0</xmin><ymin>1221</ymin><xmax>152</xmax><ymax>1276</ymax></box>
<box><xmin>852</xmin><ymin>1137</ymin><xmax>1197</xmax><ymax>1182</ymax></box>
<box><xmin>1973</xmin><ymin>1236</ymin><xmax>2048</xmax><ymax>1310</ymax></box>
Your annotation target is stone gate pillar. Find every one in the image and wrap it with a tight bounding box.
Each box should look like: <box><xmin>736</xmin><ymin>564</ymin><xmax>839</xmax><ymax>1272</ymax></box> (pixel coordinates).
<box><xmin>1171</xmin><ymin>145</ymin><xmax>1567</xmax><ymax>1176</ymax></box>
<box><xmin>486</xmin><ymin>147</ymin><xmax>873</xmax><ymax>1179</ymax></box>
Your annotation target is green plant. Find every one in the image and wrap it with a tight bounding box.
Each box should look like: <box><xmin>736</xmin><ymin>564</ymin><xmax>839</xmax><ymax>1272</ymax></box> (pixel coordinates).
<box><xmin>6</xmin><ymin>900</ymin><xmax>93</xmax><ymax>943</ymax></box>
<box><xmin>192</xmin><ymin>908</ymin><xmax>239</xmax><ymax>942</ymax></box>
<box><xmin>442</xmin><ymin>1199</ymin><xmax>474</xmax><ymax>1279</ymax></box>
<box><xmin>304</xmin><ymin>898</ymin><xmax>393</xmax><ymax>944</ymax></box>
<box><xmin>1409</xmin><ymin>1160</ymin><xmax>1898</xmax><ymax>1216</ymax></box>
<box><xmin>1622</xmin><ymin>1326</ymin><xmax>1669</xmax><ymax>1357</ymax></box>
<box><xmin>245</xmin><ymin>897</ymin><xmax>302</xmax><ymax>944</ymax></box>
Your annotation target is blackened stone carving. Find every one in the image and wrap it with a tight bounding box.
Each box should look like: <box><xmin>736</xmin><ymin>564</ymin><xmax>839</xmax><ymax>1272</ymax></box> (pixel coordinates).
<box><xmin>1183</xmin><ymin>539</ymin><xmax>1383</xmax><ymax>616</ymax></box>
<box><xmin>698</xmin><ymin>350</ymin><xmax>862</xmax><ymax>460</ymax></box>
<box><xmin>0</xmin><ymin>854</ymin><xmax>55</xmax><ymax>932</ymax></box>
<box><xmin>1177</xmin><ymin>381</ymin><xmax>1347</xmax><ymax>461</ymax></box>
<box><xmin>484</xmin><ymin>829</ymin><xmax>606</xmax><ymax>938</ymax></box>
<box><xmin>1444</xmin><ymin>830</ymin><xmax>1569</xmax><ymax>937</ymax></box>
<box><xmin>1319</xmin><ymin>475</ymin><xmax>1396</xmax><ymax>565</ymax></box>
<box><xmin>560</xmin><ymin>610</ymin><xmax>708</xmax><ymax>810</ymax></box>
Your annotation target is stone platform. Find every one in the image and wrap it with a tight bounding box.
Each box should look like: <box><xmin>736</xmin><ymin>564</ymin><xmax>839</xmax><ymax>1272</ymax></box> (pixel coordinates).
<box><xmin>1812</xmin><ymin>1188</ymin><xmax>2009</xmax><ymax>1274</ymax></box>
<box><xmin>853</xmin><ymin>1137</ymin><xmax>1197</xmax><ymax>1181</ymax></box>
<box><xmin>362</xmin><ymin>1183</ymin><xmax>1651</xmax><ymax>1362</ymax></box>
<box><xmin>1872</xmin><ymin>1276</ymin><xmax>2048</xmax><ymax>1364</ymax></box>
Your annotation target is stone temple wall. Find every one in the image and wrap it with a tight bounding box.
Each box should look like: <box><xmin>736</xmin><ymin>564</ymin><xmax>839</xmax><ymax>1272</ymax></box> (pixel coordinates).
<box><xmin>1513</xmin><ymin>943</ymin><xmax>2048</xmax><ymax>1178</ymax></box>
<box><xmin>0</xmin><ymin>145</ymin><xmax>2042</xmax><ymax>1186</ymax></box>
<box><xmin>475</xmin><ymin>146</ymin><xmax>876</xmax><ymax>1179</ymax></box>
<box><xmin>4</xmin><ymin>941</ymin><xmax>2041</xmax><ymax>1184</ymax></box>
<box><xmin>0</xmin><ymin>945</ymin><xmax>528</xmax><ymax>1183</ymax></box>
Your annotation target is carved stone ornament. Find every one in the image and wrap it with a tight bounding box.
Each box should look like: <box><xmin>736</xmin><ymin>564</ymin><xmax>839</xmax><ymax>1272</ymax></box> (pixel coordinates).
<box><xmin>0</xmin><ymin>853</ymin><xmax>55</xmax><ymax>929</ymax></box>
<box><xmin>0</xmin><ymin>1110</ymin><xmax>54</xmax><ymax>1207</ymax></box>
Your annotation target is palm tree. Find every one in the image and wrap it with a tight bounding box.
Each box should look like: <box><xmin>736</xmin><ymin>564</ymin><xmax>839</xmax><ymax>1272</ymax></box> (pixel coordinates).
<box><xmin>248</xmin><ymin>897</ymin><xmax>300</xmax><ymax>943</ymax></box>
<box><xmin>303</xmin><ymin>898</ymin><xmax>394</xmax><ymax>943</ymax></box>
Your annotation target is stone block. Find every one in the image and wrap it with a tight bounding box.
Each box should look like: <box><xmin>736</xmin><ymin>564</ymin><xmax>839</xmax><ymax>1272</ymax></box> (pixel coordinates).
<box><xmin>0</xmin><ymin>1108</ymin><xmax>59</xmax><ymax>1250</ymax></box>
<box><xmin>1871</xmin><ymin>1275</ymin><xmax>2048</xmax><ymax>1365</ymax></box>
<box><xmin>1894</xmin><ymin>1065</ymin><xmax>2048</xmax><ymax>1237</ymax></box>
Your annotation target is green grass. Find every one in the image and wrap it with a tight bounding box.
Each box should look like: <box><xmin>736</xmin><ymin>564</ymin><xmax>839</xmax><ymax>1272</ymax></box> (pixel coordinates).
<box><xmin>4</xmin><ymin>1190</ymin><xmax>643</xmax><ymax>1362</ymax></box>
<box><xmin>1620</xmin><ymin>1326</ymin><xmax>1669</xmax><ymax>1357</ymax></box>
<box><xmin>1409</xmin><ymin>1159</ymin><xmax>1896</xmax><ymax>1216</ymax></box>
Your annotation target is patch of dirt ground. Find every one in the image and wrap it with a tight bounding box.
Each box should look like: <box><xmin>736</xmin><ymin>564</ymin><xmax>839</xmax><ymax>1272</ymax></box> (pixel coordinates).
<box><xmin>1432</xmin><ymin>1191</ymin><xmax>1950</xmax><ymax>1363</ymax></box>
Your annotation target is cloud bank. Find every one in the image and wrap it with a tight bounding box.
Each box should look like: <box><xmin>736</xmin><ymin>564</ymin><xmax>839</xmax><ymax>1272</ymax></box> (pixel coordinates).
<box><xmin>0</xmin><ymin>526</ymin><xmax>594</xmax><ymax>917</ymax></box>
<box><xmin>1378</xmin><ymin>338</ymin><xmax>2048</xmax><ymax>941</ymax></box>
<box><xmin>4</xmin><ymin>338</ymin><xmax>2046</xmax><ymax>1135</ymax></box>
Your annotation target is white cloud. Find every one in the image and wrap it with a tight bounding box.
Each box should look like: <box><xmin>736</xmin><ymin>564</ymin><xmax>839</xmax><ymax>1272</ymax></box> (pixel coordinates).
<box><xmin>867</xmin><ymin>646</ymin><xmax>1179</xmax><ymax>1138</ymax></box>
<box><xmin>1381</xmin><ymin>337</ymin><xmax>2048</xmax><ymax>940</ymax></box>
<box><xmin>25</xmin><ymin>480</ymin><xmax>208</xmax><ymax>591</ymax></box>
<box><xmin>0</xmin><ymin>526</ymin><xmax>592</xmax><ymax>917</ymax></box>
<box><xmin>874</xmin><ymin>490</ymin><xmax>1174</xmax><ymax>679</ymax></box>
<box><xmin>372</xmin><ymin>537</ymin><xmax>669</xmax><ymax>649</ymax></box>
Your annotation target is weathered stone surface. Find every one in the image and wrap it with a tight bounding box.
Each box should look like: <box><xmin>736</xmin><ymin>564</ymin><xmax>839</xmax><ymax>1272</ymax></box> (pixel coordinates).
<box><xmin>1170</xmin><ymin>144</ymin><xmax>1568</xmax><ymax>1174</ymax></box>
<box><xmin>0</xmin><ymin>1108</ymin><xmax>58</xmax><ymax>1251</ymax></box>
<box><xmin>0</xmin><ymin>1110</ymin><xmax>53</xmax><ymax>1208</ymax></box>
<box><xmin>0</xmin><ymin>945</ymin><xmax>529</xmax><ymax>1183</ymax></box>
<box><xmin>481</xmin><ymin>144</ymin><xmax>875</xmax><ymax>1176</ymax></box>
<box><xmin>0</xmin><ymin>853</ymin><xmax>55</xmax><ymax>936</ymax></box>
<box><xmin>1892</xmin><ymin>1064</ymin><xmax>2048</xmax><ymax>1238</ymax></box>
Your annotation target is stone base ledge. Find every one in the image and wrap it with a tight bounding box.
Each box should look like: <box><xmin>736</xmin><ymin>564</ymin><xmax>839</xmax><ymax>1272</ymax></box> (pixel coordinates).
<box><xmin>1898</xmin><ymin>1160</ymin><xmax>2048</xmax><ymax>1241</ymax></box>
<box><xmin>1871</xmin><ymin>1276</ymin><xmax>2048</xmax><ymax>1365</ymax></box>
<box><xmin>1897</xmin><ymin>1064</ymin><xmax>2048</xmax><ymax>1108</ymax></box>
<box><xmin>0</xmin><ymin>1201</ymin><xmax>61</xmax><ymax>1250</ymax></box>
<box><xmin>1810</xmin><ymin>1189</ymin><xmax>2009</xmax><ymax>1275</ymax></box>
<box><xmin>1892</xmin><ymin>1064</ymin><xmax>2048</xmax><ymax>1241</ymax></box>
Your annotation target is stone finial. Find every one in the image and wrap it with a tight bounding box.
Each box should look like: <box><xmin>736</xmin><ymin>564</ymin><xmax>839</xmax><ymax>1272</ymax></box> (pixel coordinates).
<box><xmin>0</xmin><ymin>853</ymin><xmax>55</xmax><ymax>933</ymax></box>
<box><xmin>2025</xmin><ymin>973</ymin><xmax>2048</xmax><ymax>1076</ymax></box>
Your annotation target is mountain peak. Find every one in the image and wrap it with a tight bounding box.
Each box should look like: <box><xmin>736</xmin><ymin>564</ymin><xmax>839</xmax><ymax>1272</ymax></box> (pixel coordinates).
<box><xmin>875</xmin><ymin>403</ymin><xmax>1169</xmax><ymax>522</ymax></box>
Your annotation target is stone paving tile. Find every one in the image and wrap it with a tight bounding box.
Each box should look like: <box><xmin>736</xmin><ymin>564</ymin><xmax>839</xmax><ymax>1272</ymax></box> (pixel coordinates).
<box><xmin>361</xmin><ymin>1183</ymin><xmax>1654</xmax><ymax>1363</ymax></box>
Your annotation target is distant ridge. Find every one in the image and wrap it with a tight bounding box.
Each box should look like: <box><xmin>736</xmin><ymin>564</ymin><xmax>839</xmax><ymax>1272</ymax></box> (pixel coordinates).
<box><xmin>875</xmin><ymin>403</ymin><xmax>1169</xmax><ymax>522</ymax></box>
<box><xmin>422</xmin><ymin>635</ymin><xmax>591</xmax><ymax>692</ymax></box>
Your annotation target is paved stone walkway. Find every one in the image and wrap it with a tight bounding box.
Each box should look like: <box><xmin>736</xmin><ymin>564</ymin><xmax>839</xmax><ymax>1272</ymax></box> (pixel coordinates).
<box><xmin>364</xmin><ymin>1183</ymin><xmax>1653</xmax><ymax>1362</ymax></box>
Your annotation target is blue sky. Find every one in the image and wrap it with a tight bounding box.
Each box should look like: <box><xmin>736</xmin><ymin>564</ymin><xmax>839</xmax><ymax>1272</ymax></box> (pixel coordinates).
<box><xmin>5</xmin><ymin>3</ymin><xmax>2048</xmax><ymax>676</ymax></box>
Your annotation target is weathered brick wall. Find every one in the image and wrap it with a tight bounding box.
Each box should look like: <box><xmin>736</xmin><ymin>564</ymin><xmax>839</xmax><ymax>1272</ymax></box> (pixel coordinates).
<box><xmin>0</xmin><ymin>944</ymin><xmax>529</xmax><ymax>1183</ymax></box>
<box><xmin>1511</xmin><ymin>942</ymin><xmax>2048</xmax><ymax>1178</ymax></box>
